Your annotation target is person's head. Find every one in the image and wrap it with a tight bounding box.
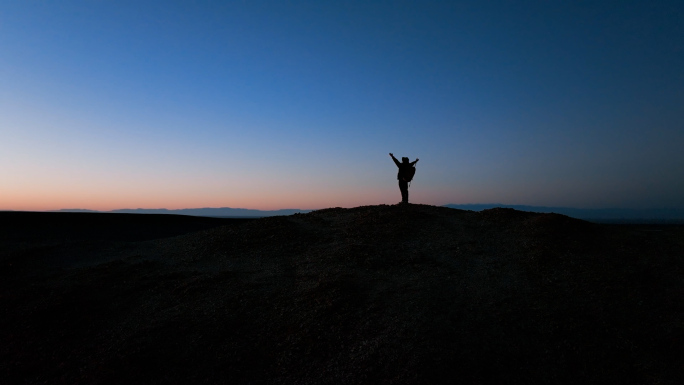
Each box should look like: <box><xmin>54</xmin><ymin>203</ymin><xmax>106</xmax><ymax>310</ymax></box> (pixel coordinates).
<box><xmin>402</xmin><ymin>157</ymin><xmax>409</xmax><ymax>163</ymax></box>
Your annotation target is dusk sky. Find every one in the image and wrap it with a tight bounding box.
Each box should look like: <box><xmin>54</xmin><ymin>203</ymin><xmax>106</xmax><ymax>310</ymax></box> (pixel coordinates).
<box><xmin>2</xmin><ymin>1</ymin><xmax>683</xmax><ymax>211</ymax></box>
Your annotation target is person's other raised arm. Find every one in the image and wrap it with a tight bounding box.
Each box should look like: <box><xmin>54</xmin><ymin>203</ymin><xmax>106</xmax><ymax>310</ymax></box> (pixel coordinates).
<box><xmin>389</xmin><ymin>153</ymin><xmax>401</xmax><ymax>167</ymax></box>
<box><xmin>410</xmin><ymin>158</ymin><xmax>419</xmax><ymax>166</ymax></box>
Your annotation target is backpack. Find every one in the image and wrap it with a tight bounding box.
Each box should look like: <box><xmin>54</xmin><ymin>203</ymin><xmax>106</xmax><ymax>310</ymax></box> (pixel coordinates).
<box><xmin>401</xmin><ymin>164</ymin><xmax>416</xmax><ymax>182</ymax></box>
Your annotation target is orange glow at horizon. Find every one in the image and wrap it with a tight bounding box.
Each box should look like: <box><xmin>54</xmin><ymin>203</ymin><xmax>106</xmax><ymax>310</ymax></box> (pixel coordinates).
<box><xmin>2</xmin><ymin>185</ymin><xmax>437</xmax><ymax>212</ymax></box>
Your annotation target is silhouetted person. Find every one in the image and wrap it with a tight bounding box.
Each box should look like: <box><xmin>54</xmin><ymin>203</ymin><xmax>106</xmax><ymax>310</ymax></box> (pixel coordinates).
<box><xmin>389</xmin><ymin>153</ymin><xmax>419</xmax><ymax>204</ymax></box>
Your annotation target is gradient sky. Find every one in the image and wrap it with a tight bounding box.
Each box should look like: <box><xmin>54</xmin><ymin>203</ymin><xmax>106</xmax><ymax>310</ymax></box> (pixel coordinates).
<box><xmin>2</xmin><ymin>0</ymin><xmax>683</xmax><ymax>211</ymax></box>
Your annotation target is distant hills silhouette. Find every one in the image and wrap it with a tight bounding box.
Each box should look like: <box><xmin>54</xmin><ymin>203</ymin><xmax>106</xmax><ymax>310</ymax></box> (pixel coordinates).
<box><xmin>49</xmin><ymin>204</ymin><xmax>684</xmax><ymax>223</ymax></box>
<box><xmin>54</xmin><ymin>207</ymin><xmax>310</xmax><ymax>217</ymax></box>
<box><xmin>445</xmin><ymin>204</ymin><xmax>684</xmax><ymax>223</ymax></box>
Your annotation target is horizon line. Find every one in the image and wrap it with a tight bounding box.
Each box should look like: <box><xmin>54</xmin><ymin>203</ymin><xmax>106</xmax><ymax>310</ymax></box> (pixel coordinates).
<box><xmin>3</xmin><ymin>203</ymin><xmax>684</xmax><ymax>212</ymax></box>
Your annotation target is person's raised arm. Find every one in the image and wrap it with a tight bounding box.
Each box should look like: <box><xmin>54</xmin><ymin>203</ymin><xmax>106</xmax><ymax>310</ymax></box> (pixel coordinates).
<box><xmin>389</xmin><ymin>153</ymin><xmax>400</xmax><ymax>167</ymax></box>
<box><xmin>410</xmin><ymin>158</ymin><xmax>419</xmax><ymax>166</ymax></box>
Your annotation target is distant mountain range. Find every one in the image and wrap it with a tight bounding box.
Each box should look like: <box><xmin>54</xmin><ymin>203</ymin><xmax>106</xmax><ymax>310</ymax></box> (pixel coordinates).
<box><xmin>55</xmin><ymin>207</ymin><xmax>311</xmax><ymax>217</ymax></box>
<box><xmin>444</xmin><ymin>204</ymin><xmax>684</xmax><ymax>223</ymax></box>
<box><xmin>49</xmin><ymin>204</ymin><xmax>684</xmax><ymax>222</ymax></box>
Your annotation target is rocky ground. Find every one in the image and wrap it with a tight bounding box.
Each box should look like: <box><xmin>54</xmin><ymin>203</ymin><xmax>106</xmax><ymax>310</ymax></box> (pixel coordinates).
<box><xmin>1</xmin><ymin>205</ymin><xmax>683</xmax><ymax>384</ymax></box>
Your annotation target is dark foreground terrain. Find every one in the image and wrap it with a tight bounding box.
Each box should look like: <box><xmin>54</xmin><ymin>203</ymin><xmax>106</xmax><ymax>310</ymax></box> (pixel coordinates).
<box><xmin>2</xmin><ymin>205</ymin><xmax>683</xmax><ymax>384</ymax></box>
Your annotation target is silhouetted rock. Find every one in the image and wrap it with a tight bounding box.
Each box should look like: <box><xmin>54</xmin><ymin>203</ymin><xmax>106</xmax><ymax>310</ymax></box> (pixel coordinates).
<box><xmin>2</xmin><ymin>205</ymin><xmax>683</xmax><ymax>384</ymax></box>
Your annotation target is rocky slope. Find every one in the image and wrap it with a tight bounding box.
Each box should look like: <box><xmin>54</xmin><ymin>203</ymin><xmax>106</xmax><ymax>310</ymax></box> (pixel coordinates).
<box><xmin>2</xmin><ymin>204</ymin><xmax>683</xmax><ymax>384</ymax></box>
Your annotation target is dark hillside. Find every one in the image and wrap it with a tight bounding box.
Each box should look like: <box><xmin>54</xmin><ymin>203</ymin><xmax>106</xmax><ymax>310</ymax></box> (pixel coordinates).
<box><xmin>2</xmin><ymin>205</ymin><xmax>683</xmax><ymax>384</ymax></box>
<box><xmin>0</xmin><ymin>212</ymin><xmax>255</xmax><ymax>272</ymax></box>
<box><xmin>0</xmin><ymin>211</ymin><xmax>254</xmax><ymax>244</ymax></box>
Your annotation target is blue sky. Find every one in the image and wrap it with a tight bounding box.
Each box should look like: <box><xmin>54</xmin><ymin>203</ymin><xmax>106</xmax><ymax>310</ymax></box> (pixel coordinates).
<box><xmin>1</xmin><ymin>0</ymin><xmax>683</xmax><ymax>210</ymax></box>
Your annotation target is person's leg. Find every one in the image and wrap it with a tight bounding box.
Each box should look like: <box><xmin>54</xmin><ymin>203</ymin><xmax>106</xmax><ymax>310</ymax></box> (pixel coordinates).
<box><xmin>399</xmin><ymin>180</ymin><xmax>408</xmax><ymax>203</ymax></box>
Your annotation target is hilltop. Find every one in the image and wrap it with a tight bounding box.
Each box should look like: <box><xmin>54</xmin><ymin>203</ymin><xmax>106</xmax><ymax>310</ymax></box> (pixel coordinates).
<box><xmin>2</xmin><ymin>204</ymin><xmax>683</xmax><ymax>384</ymax></box>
